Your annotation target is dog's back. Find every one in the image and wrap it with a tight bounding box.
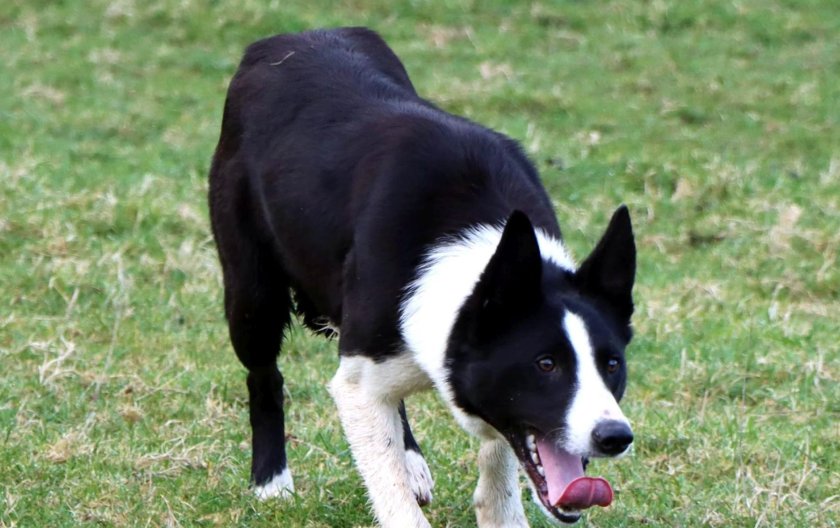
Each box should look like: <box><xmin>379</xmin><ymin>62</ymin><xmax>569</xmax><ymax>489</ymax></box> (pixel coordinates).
<box><xmin>210</xmin><ymin>27</ymin><xmax>560</xmax><ymax>355</ymax></box>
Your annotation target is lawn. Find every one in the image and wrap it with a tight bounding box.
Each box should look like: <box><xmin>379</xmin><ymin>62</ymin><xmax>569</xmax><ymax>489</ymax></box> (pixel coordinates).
<box><xmin>1</xmin><ymin>0</ymin><xmax>838</xmax><ymax>526</ymax></box>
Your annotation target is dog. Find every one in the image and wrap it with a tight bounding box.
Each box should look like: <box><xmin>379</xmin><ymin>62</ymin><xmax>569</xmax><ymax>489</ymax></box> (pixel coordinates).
<box><xmin>209</xmin><ymin>27</ymin><xmax>636</xmax><ymax>527</ymax></box>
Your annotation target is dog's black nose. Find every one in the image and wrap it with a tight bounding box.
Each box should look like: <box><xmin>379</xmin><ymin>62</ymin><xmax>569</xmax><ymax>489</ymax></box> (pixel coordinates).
<box><xmin>591</xmin><ymin>420</ymin><xmax>633</xmax><ymax>456</ymax></box>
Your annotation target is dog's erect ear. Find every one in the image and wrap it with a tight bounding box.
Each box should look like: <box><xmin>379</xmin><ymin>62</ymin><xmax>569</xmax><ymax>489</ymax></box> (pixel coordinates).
<box><xmin>464</xmin><ymin>210</ymin><xmax>543</xmax><ymax>343</ymax></box>
<box><xmin>575</xmin><ymin>205</ymin><xmax>636</xmax><ymax>324</ymax></box>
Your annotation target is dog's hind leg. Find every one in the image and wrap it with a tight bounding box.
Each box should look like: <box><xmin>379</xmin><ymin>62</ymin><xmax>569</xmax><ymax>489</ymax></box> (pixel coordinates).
<box><xmin>329</xmin><ymin>356</ymin><xmax>431</xmax><ymax>528</ymax></box>
<box><xmin>227</xmin><ymin>266</ymin><xmax>294</xmax><ymax>499</ymax></box>
<box><xmin>229</xmin><ymin>271</ymin><xmax>294</xmax><ymax>498</ymax></box>
<box><xmin>213</xmin><ymin>206</ymin><xmax>295</xmax><ymax>499</ymax></box>
<box><xmin>399</xmin><ymin>401</ymin><xmax>434</xmax><ymax>506</ymax></box>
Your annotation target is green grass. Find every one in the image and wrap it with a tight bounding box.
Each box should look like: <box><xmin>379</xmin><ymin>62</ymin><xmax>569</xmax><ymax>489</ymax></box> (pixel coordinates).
<box><xmin>1</xmin><ymin>0</ymin><xmax>838</xmax><ymax>526</ymax></box>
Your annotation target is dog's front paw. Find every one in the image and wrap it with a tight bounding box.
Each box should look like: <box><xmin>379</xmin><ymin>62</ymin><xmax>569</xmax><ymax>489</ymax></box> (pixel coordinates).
<box><xmin>405</xmin><ymin>450</ymin><xmax>434</xmax><ymax>506</ymax></box>
<box><xmin>254</xmin><ymin>468</ymin><xmax>295</xmax><ymax>500</ymax></box>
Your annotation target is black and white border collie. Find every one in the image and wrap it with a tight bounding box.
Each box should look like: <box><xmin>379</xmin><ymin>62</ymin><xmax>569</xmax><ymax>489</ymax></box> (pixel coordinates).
<box><xmin>209</xmin><ymin>27</ymin><xmax>636</xmax><ymax>527</ymax></box>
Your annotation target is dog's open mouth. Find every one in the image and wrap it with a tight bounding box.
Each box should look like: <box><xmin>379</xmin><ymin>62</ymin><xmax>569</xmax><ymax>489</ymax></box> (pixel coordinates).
<box><xmin>511</xmin><ymin>431</ymin><xmax>614</xmax><ymax>524</ymax></box>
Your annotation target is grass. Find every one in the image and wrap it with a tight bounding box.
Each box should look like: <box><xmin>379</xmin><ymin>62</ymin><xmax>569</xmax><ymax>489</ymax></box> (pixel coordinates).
<box><xmin>1</xmin><ymin>0</ymin><xmax>838</xmax><ymax>526</ymax></box>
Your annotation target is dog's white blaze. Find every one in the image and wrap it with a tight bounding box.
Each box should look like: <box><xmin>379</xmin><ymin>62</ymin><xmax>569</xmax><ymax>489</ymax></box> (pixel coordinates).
<box><xmin>254</xmin><ymin>468</ymin><xmax>295</xmax><ymax>500</ymax></box>
<box><xmin>563</xmin><ymin>312</ymin><xmax>630</xmax><ymax>455</ymax></box>
<box><xmin>400</xmin><ymin>222</ymin><xmax>575</xmax><ymax>436</ymax></box>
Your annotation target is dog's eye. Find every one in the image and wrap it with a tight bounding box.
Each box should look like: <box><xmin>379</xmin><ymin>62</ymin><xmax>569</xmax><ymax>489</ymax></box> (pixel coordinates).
<box><xmin>606</xmin><ymin>358</ymin><xmax>620</xmax><ymax>374</ymax></box>
<box><xmin>536</xmin><ymin>356</ymin><xmax>556</xmax><ymax>372</ymax></box>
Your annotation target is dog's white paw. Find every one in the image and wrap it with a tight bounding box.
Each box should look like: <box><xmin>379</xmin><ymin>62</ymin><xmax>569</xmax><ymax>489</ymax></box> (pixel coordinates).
<box><xmin>254</xmin><ymin>468</ymin><xmax>295</xmax><ymax>500</ymax></box>
<box><xmin>405</xmin><ymin>450</ymin><xmax>434</xmax><ymax>506</ymax></box>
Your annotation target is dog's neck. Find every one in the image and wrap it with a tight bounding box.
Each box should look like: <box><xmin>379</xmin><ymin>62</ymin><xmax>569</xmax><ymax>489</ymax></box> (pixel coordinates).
<box><xmin>399</xmin><ymin>222</ymin><xmax>575</xmax><ymax>435</ymax></box>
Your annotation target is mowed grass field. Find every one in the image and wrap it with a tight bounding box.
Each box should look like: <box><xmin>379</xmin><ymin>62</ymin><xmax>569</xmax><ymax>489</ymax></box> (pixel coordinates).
<box><xmin>1</xmin><ymin>0</ymin><xmax>838</xmax><ymax>526</ymax></box>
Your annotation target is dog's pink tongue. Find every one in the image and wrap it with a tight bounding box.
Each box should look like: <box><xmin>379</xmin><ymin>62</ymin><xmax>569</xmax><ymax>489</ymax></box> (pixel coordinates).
<box><xmin>536</xmin><ymin>439</ymin><xmax>614</xmax><ymax>510</ymax></box>
<box><xmin>556</xmin><ymin>476</ymin><xmax>613</xmax><ymax>510</ymax></box>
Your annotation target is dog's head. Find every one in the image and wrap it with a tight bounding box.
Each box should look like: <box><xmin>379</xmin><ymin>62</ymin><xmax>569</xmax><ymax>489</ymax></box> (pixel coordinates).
<box><xmin>447</xmin><ymin>207</ymin><xmax>636</xmax><ymax>524</ymax></box>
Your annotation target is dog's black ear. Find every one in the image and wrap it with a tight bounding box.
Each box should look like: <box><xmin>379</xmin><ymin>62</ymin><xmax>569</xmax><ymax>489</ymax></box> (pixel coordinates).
<box><xmin>464</xmin><ymin>210</ymin><xmax>543</xmax><ymax>343</ymax></box>
<box><xmin>574</xmin><ymin>205</ymin><xmax>636</xmax><ymax>324</ymax></box>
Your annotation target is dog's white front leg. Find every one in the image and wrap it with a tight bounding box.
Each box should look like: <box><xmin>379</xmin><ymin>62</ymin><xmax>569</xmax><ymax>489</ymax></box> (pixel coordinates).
<box><xmin>328</xmin><ymin>359</ymin><xmax>431</xmax><ymax>528</ymax></box>
<box><xmin>474</xmin><ymin>438</ymin><xmax>529</xmax><ymax>528</ymax></box>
